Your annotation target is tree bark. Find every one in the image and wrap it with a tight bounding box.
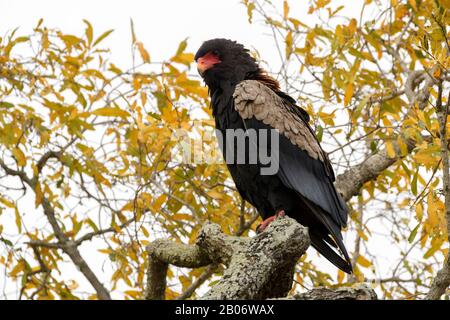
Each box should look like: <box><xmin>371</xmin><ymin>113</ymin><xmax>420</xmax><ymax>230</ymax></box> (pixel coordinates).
<box><xmin>199</xmin><ymin>217</ymin><xmax>310</xmax><ymax>300</ymax></box>
<box><xmin>146</xmin><ymin>216</ymin><xmax>377</xmax><ymax>300</ymax></box>
<box><xmin>287</xmin><ymin>285</ymin><xmax>377</xmax><ymax>300</ymax></box>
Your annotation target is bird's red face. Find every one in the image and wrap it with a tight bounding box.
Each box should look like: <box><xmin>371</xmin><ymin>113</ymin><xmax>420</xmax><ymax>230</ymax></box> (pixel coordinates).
<box><xmin>196</xmin><ymin>52</ymin><xmax>221</xmax><ymax>76</ymax></box>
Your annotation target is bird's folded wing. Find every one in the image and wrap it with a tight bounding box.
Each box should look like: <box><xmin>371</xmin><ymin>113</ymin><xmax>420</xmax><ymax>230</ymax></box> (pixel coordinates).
<box><xmin>233</xmin><ymin>79</ymin><xmax>326</xmax><ymax>163</ymax></box>
<box><xmin>232</xmin><ymin>79</ymin><xmax>347</xmax><ymax>227</ymax></box>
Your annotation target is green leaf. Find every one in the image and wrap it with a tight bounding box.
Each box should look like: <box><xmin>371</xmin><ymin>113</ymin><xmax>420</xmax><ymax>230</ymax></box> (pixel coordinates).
<box><xmin>411</xmin><ymin>170</ymin><xmax>418</xmax><ymax>196</ymax></box>
<box><xmin>408</xmin><ymin>223</ymin><xmax>420</xmax><ymax>243</ymax></box>
<box><xmin>0</xmin><ymin>101</ymin><xmax>14</xmax><ymax>109</ymax></box>
<box><xmin>316</xmin><ymin>125</ymin><xmax>323</xmax><ymax>142</ymax></box>
<box><xmin>0</xmin><ymin>237</ymin><xmax>13</xmax><ymax>246</ymax></box>
<box><xmin>130</xmin><ymin>18</ymin><xmax>136</xmax><ymax>44</ymax></box>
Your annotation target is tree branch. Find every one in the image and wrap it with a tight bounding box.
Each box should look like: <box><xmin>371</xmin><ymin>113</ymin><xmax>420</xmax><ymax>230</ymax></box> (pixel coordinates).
<box><xmin>199</xmin><ymin>217</ymin><xmax>309</xmax><ymax>300</ymax></box>
<box><xmin>286</xmin><ymin>285</ymin><xmax>377</xmax><ymax>300</ymax></box>
<box><xmin>426</xmin><ymin>82</ymin><xmax>450</xmax><ymax>299</ymax></box>
<box><xmin>145</xmin><ymin>239</ymin><xmax>212</xmax><ymax>300</ymax></box>
<box><xmin>335</xmin><ymin>138</ymin><xmax>415</xmax><ymax>201</ymax></box>
<box><xmin>0</xmin><ymin>158</ymin><xmax>113</xmax><ymax>300</ymax></box>
<box><xmin>146</xmin><ymin>217</ymin><xmax>312</xmax><ymax>300</ymax></box>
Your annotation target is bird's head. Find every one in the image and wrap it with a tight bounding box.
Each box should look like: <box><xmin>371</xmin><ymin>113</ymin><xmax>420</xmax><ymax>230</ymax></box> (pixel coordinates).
<box><xmin>195</xmin><ymin>39</ymin><xmax>258</xmax><ymax>89</ymax></box>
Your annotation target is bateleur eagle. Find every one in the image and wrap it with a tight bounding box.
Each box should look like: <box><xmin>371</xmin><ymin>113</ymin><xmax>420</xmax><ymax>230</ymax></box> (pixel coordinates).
<box><xmin>195</xmin><ymin>38</ymin><xmax>352</xmax><ymax>274</ymax></box>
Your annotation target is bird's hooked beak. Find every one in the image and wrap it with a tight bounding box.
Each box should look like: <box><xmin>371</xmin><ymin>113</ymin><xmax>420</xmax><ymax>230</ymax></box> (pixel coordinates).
<box><xmin>196</xmin><ymin>52</ymin><xmax>221</xmax><ymax>76</ymax></box>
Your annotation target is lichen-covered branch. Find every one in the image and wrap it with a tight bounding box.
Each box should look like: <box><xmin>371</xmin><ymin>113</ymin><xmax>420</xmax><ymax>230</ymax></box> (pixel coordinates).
<box><xmin>199</xmin><ymin>217</ymin><xmax>310</xmax><ymax>300</ymax></box>
<box><xmin>286</xmin><ymin>285</ymin><xmax>377</xmax><ymax>300</ymax></box>
<box><xmin>145</xmin><ymin>217</ymin><xmax>378</xmax><ymax>300</ymax></box>
<box><xmin>146</xmin><ymin>217</ymin><xmax>310</xmax><ymax>300</ymax></box>
<box><xmin>145</xmin><ymin>238</ymin><xmax>213</xmax><ymax>300</ymax></box>
<box><xmin>147</xmin><ymin>239</ymin><xmax>212</xmax><ymax>268</ymax></box>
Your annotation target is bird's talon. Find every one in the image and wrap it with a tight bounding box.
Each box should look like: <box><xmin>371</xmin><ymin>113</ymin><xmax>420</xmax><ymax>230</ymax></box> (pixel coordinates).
<box><xmin>256</xmin><ymin>210</ymin><xmax>286</xmax><ymax>233</ymax></box>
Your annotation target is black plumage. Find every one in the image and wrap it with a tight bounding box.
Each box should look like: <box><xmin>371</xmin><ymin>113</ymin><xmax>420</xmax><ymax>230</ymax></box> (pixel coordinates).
<box><xmin>195</xmin><ymin>38</ymin><xmax>352</xmax><ymax>274</ymax></box>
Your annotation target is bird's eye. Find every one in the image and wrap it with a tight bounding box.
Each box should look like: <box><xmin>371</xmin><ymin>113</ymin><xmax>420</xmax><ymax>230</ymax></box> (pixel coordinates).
<box><xmin>212</xmin><ymin>50</ymin><xmax>220</xmax><ymax>57</ymax></box>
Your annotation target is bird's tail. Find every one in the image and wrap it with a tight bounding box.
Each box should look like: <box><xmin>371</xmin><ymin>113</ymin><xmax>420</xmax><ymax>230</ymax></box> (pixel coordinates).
<box><xmin>309</xmin><ymin>230</ymin><xmax>353</xmax><ymax>274</ymax></box>
<box><xmin>301</xmin><ymin>196</ymin><xmax>353</xmax><ymax>274</ymax></box>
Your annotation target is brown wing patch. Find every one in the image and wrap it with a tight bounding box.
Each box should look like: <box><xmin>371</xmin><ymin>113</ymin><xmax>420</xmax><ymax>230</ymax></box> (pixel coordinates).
<box><xmin>233</xmin><ymin>80</ymin><xmax>325</xmax><ymax>162</ymax></box>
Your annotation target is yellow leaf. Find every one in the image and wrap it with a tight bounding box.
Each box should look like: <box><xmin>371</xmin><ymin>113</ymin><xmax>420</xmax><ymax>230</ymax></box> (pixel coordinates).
<box><xmin>141</xmin><ymin>91</ymin><xmax>147</xmax><ymax>106</ymax></box>
<box><xmin>9</xmin><ymin>260</ymin><xmax>25</xmax><ymax>277</ymax></box>
<box><xmin>12</xmin><ymin>148</ymin><xmax>26</xmax><ymax>166</ymax></box>
<box><xmin>246</xmin><ymin>1</ymin><xmax>256</xmax><ymax>23</ymax></box>
<box><xmin>152</xmin><ymin>194</ymin><xmax>166</xmax><ymax>211</ymax></box>
<box><xmin>408</xmin><ymin>0</ymin><xmax>417</xmax><ymax>11</ymax></box>
<box><xmin>317</xmin><ymin>0</ymin><xmax>331</xmax><ymax>9</ymax></box>
<box><xmin>344</xmin><ymin>83</ymin><xmax>353</xmax><ymax>106</ymax></box>
<box><xmin>0</xmin><ymin>197</ymin><xmax>15</xmax><ymax>208</ymax></box>
<box><xmin>83</xmin><ymin>20</ymin><xmax>93</xmax><ymax>46</ymax></box>
<box><xmin>207</xmin><ymin>190</ymin><xmax>223</xmax><ymax>200</ymax></box>
<box><xmin>120</xmin><ymin>201</ymin><xmax>134</xmax><ymax>212</ymax></box>
<box><xmin>433</xmin><ymin>67</ymin><xmax>441</xmax><ymax>78</ymax></box>
<box><xmin>385</xmin><ymin>141</ymin><xmax>396</xmax><ymax>158</ymax></box>
<box><xmin>92</xmin><ymin>107</ymin><xmax>130</xmax><ymax>118</ymax></box>
<box><xmin>141</xmin><ymin>226</ymin><xmax>149</xmax><ymax>237</ymax></box>
<box><xmin>318</xmin><ymin>111</ymin><xmax>335</xmax><ymax>126</ymax></box>
<box><xmin>337</xmin><ymin>269</ymin><xmax>345</xmax><ymax>284</ymax></box>
<box><xmin>172</xmin><ymin>214</ymin><xmax>193</xmax><ymax>221</ymax></box>
<box><xmin>413</xmin><ymin>147</ymin><xmax>440</xmax><ymax>167</ymax></box>
<box><xmin>171</xmin><ymin>53</ymin><xmax>194</xmax><ymax>66</ymax></box>
<box><xmin>348</xmin><ymin>19</ymin><xmax>357</xmax><ymax>34</ymax></box>
<box><xmin>98</xmin><ymin>248</ymin><xmax>113</xmax><ymax>254</ymax></box>
<box><xmin>125</xmin><ymin>290</ymin><xmax>142</xmax><ymax>299</ymax></box>
<box><xmin>397</xmin><ymin>136</ymin><xmax>408</xmax><ymax>156</ymax></box>
<box><xmin>357</xmin><ymin>229</ymin><xmax>368</xmax><ymax>241</ymax></box>
<box><xmin>285</xmin><ymin>31</ymin><xmax>293</xmax><ymax>58</ymax></box>
<box><xmin>356</xmin><ymin>255</ymin><xmax>372</xmax><ymax>268</ymax></box>
<box><xmin>93</xmin><ymin>29</ymin><xmax>114</xmax><ymax>47</ymax></box>
<box><xmin>416</xmin><ymin>203</ymin><xmax>423</xmax><ymax>221</ymax></box>
<box><xmin>136</xmin><ymin>41</ymin><xmax>150</xmax><ymax>63</ymax></box>
<box><xmin>283</xmin><ymin>1</ymin><xmax>289</xmax><ymax>19</ymax></box>
<box><xmin>15</xmin><ymin>206</ymin><xmax>21</xmax><ymax>233</ymax></box>
<box><xmin>133</xmin><ymin>77</ymin><xmax>141</xmax><ymax>91</ymax></box>
<box><xmin>35</xmin><ymin>183</ymin><xmax>43</xmax><ymax>208</ymax></box>
<box><xmin>427</xmin><ymin>192</ymin><xmax>441</xmax><ymax>229</ymax></box>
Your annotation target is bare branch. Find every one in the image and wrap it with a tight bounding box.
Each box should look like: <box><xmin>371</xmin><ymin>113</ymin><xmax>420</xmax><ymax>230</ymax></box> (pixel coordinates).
<box><xmin>335</xmin><ymin>138</ymin><xmax>415</xmax><ymax>201</ymax></box>
<box><xmin>176</xmin><ymin>264</ymin><xmax>218</xmax><ymax>300</ymax></box>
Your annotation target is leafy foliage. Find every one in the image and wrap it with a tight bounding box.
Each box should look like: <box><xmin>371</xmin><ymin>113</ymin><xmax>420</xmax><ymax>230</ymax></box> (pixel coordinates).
<box><xmin>242</xmin><ymin>0</ymin><xmax>450</xmax><ymax>298</ymax></box>
<box><xmin>0</xmin><ymin>0</ymin><xmax>449</xmax><ymax>299</ymax></box>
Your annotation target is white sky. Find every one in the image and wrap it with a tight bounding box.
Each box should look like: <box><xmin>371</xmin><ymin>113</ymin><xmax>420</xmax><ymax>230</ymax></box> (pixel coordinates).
<box><xmin>0</xmin><ymin>0</ymin><xmax>282</xmax><ymax>69</ymax></box>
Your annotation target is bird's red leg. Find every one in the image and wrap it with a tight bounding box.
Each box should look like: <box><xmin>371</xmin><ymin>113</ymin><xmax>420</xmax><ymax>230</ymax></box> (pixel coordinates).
<box><xmin>256</xmin><ymin>210</ymin><xmax>286</xmax><ymax>233</ymax></box>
